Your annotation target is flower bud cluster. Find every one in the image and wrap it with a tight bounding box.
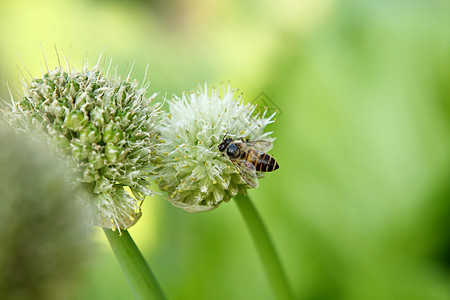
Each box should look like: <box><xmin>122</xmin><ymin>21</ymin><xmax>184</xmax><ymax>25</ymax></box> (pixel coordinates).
<box><xmin>7</xmin><ymin>64</ymin><xmax>160</xmax><ymax>230</ymax></box>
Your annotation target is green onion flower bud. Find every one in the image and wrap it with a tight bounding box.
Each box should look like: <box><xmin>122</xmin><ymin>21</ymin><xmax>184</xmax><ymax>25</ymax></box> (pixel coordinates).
<box><xmin>155</xmin><ymin>83</ymin><xmax>276</xmax><ymax>212</ymax></box>
<box><xmin>103</xmin><ymin>123</ymin><xmax>124</xmax><ymax>144</ymax></box>
<box><xmin>79</xmin><ymin>123</ymin><xmax>102</xmax><ymax>144</ymax></box>
<box><xmin>65</xmin><ymin>110</ymin><xmax>88</xmax><ymax>131</ymax></box>
<box><xmin>6</xmin><ymin>61</ymin><xmax>161</xmax><ymax>230</ymax></box>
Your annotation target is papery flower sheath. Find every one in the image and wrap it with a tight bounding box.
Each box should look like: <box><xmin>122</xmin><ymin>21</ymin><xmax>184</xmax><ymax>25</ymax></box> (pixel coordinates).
<box><xmin>155</xmin><ymin>83</ymin><xmax>276</xmax><ymax>212</ymax></box>
<box><xmin>5</xmin><ymin>60</ymin><xmax>160</xmax><ymax>230</ymax></box>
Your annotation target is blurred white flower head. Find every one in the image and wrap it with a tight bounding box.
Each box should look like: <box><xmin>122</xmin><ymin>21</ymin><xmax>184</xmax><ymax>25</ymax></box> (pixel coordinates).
<box><xmin>155</xmin><ymin>83</ymin><xmax>276</xmax><ymax>212</ymax></box>
<box><xmin>0</xmin><ymin>126</ymin><xmax>89</xmax><ymax>300</ymax></box>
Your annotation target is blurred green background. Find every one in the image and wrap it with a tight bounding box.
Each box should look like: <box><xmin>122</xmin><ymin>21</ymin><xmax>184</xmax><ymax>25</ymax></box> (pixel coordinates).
<box><xmin>1</xmin><ymin>0</ymin><xmax>449</xmax><ymax>299</ymax></box>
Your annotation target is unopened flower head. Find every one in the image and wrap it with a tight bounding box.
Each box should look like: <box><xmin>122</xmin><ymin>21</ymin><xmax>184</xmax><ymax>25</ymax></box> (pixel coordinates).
<box><xmin>155</xmin><ymin>83</ymin><xmax>276</xmax><ymax>212</ymax></box>
<box><xmin>6</xmin><ymin>60</ymin><xmax>160</xmax><ymax>230</ymax></box>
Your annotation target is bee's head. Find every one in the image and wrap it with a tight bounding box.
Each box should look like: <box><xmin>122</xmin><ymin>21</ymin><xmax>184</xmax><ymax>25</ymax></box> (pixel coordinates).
<box><xmin>218</xmin><ymin>134</ymin><xmax>233</xmax><ymax>153</ymax></box>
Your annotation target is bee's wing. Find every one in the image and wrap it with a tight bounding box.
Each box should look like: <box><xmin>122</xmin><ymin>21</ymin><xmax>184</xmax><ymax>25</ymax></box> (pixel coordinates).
<box><xmin>243</xmin><ymin>140</ymin><xmax>273</xmax><ymax>152</ymax></box>
<box><xmin>231</xmin><ymin>158</ymin><xmax>259</xmax><ymax>189</ymax></box>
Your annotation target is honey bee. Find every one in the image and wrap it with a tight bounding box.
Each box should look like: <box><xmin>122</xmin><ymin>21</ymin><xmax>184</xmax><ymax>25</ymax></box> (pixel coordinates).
<box><xmin>218</xmin><ymin>135</ymin><xmax>279</xmax><ymax>188</ymax></box>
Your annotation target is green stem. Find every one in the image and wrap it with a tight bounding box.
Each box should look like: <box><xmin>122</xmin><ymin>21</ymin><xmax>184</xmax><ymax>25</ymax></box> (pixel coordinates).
<box><xmin>235</xmin><ymin>194</ymin><xmax>293</xmax><ymax>300</ymax></box>
<box><xmin>103</xmin><ymin>228</ymin><xmax>166</xmax><ymax>300</ymax></box>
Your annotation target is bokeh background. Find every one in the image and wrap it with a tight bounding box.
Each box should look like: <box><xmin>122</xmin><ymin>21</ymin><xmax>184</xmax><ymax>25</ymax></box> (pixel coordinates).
<box><xmin>0</xmin><ymin>0</ymin><xmax>449</xmax><ymax>299</ymax></box>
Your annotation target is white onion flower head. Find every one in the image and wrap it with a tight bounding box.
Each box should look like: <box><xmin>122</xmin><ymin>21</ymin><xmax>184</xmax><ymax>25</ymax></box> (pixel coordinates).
<box><xmin>5</xmin><ymin>60</ymin><xmax>161</xmax><ymax>230</ymax></box>
<box><xmin>155</xmin><ymin>83</ymin><xmax>276</xmax><ymax>212</ymax></box>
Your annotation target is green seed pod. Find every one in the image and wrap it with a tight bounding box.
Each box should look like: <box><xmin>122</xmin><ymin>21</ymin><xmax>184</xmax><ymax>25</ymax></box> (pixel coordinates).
<box><xmin>88</xmin><ymin>151</ymin><xmax>105</xmax><ymax>170</ymax></box>
<box><xmin>90</xmin><ymin>107</ymin><xmax>107</xmax><ymax>127</ymax></box>
<box><xmin>53</xmin><ymin>135</ymin><xmax>71</xmax><ymax>152</ymax></box>
<box><xmin>65</xmin><ymin>110</ymin><xmax>87</xmax><ymax>131</ymax></box>
<box><xmin>79</xmin><ymin>122</ymin><xmax>102</xmax><ymax>144</ymax></box>
<box><xmin>50</xmin><ymin>118</ymin><xmax>68</xmax><ymax>136</ymax></box>
<box><xmin>49</xmin><ymin>100</ymin><xmax>68</xmax><ymax>118</ymax></box>
<box><xmin>71</xmin><ymin>140</ymin><xmax>90</xmax><ymax>160</ymax></box>
<box><xmin>103</xmin><ymin>123</ymin><xmax>124</xmax><ymax>144</ymax></box>
<box><xmin>105</xmin><ymin>142</ymin><xmax>125</xmax><ymax>163</ymax></box>
<box><xmin>115</xmin><ymin>109</ymin><xmax>134</xmax><ymax>127</ymax></box>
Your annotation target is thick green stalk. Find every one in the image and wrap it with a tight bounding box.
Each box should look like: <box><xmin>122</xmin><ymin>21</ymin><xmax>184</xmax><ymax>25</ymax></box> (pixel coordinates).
<box><xmin>235</xmin><ymin>194</ymin><xmax>293</xmax><ymax>300</ymax></box>
<box><xmin>103</xmin><ymin>228</ymin><xmax>166</xmax><ymax>300</ymax></box>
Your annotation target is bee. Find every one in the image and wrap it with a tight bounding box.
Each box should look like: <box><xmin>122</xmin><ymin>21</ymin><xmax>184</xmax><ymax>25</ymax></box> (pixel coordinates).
<box><xmin>218</xmin><ymin>135</ymin><xmax>279</xmax><ymax>188</ymax></box>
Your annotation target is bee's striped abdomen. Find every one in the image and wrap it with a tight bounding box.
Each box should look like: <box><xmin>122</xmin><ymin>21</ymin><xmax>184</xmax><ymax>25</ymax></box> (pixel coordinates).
<box><xmin>252</xmin><ymin>152</ymin><xmax>278</xmax><ymax>172</ymax></box>
<box><xmin>266</xmin><ymin>155</ymin><xmax>279</xmax><ymax>172</ymax></box>
<box><xmin>244</xmin><ymin>150</ymin><xmax>278</xmax><ymax>172</ymax></box>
